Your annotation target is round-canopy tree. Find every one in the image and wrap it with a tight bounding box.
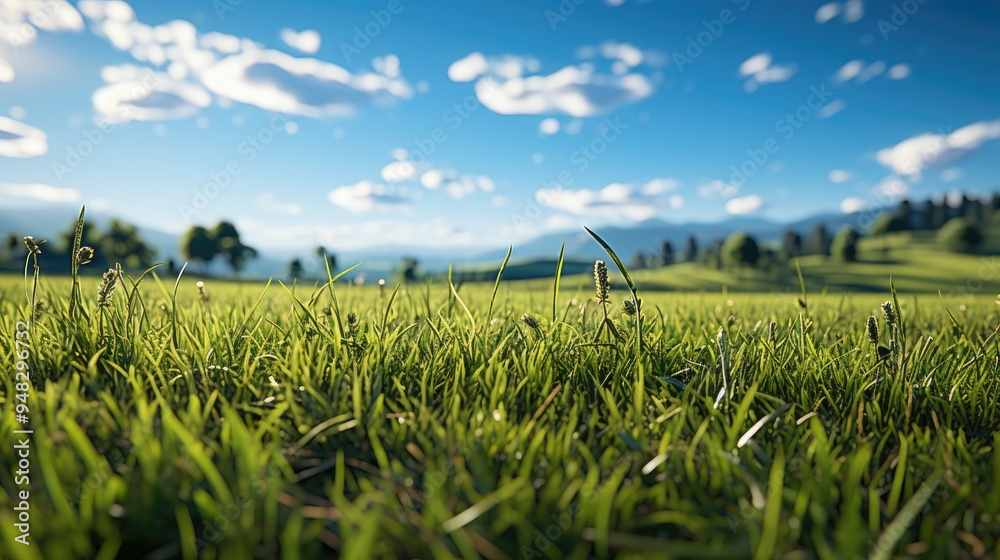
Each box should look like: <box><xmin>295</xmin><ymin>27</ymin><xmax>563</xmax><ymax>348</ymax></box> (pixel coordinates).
<box><xmin>937</xmin><ymin>218</ymin><xmax>983</xmax><ymax>252</ymax></box>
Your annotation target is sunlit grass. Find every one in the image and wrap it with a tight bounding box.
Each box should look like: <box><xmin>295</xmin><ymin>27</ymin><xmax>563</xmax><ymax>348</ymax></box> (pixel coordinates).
<box><xmin>0</xmin><ymin>234</ymin><xmax>998</xmax><ymax>558</ymax></box>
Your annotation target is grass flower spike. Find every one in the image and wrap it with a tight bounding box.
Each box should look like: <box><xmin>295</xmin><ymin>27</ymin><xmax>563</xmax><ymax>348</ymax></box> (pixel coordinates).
<box><xmin>593</xmin><ymin>260</ymin><xmax>610</xmax><ymax>304</ymax></box>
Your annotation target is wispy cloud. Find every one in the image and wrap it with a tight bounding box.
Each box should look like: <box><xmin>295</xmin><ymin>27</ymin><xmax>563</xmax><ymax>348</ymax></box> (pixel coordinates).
<box><xmin>537</xmin><ymin>179</ymin><xmax>682</xmax><ymax>221</ymax></box>
<box><xmin>739</xmin><ymin>52</ymin><xmax>797</xmax><ymax>93</ymax></box>
<box><xmin>876</xmin><ymin>120</ymin><xmax>1000</xmax><ymax>176</ymax></box>
<box><xmin>725</xmin><ymin>194</ymin><xmax>763</xmax><ymax>215</ymax></box>
<box><xmin>255</xmin><ymin>192</ymin><xmax>302</xmax><ymax>216</ymax></box>
<box><xmin>447</xmin><ymin>51</ymin><xmax>654</xmax><ymax>116</ymax></box>
<box><xmin>279</xmin><ymin>28</ymin><xmax>320</xmax><ymax>54</ymax></box>
<box><xmin>0</xmin><ymin>182</ymin><xmax>80</xmax><ymax>202</ymax></box>
<box><xmin>0</xmin><ymin>116</ymin><xmax>47</xmax><ymax>157</ymax></box>
<box><xmin>327</xmin><ymin>181</ymin><xmax>411</xmax><ymax>213</ymax></box>
<box><xmin>79</xmin><ymin>2</ymin><xmax>412</xmax><ymax>120</ymax></box>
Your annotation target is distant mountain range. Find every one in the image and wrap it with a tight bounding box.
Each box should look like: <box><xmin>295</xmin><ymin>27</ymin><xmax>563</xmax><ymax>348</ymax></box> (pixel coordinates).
<box><xmin>0</xmin><ymin>205</ymin><xmax>885</xmax><ymax>279</ymax></box>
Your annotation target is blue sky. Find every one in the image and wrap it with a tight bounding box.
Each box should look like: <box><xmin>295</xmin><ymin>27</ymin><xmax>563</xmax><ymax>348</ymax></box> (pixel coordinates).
<box><xmin>1</xmin><ymin>0</ymin><xmax>998</xmax><ymax>252</ymax></box>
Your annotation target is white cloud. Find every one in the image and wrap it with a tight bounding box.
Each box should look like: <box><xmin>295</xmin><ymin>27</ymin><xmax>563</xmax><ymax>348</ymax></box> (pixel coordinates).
<box><xmin>874</xmin><ymin>176</ymin><xmax>910</xmax><ymax>198</ymax></box>
<box><xmin>0</xmin><ymin>182</ymin><xmax>80</xmax><ymax>202</ymax></box>
<box><xmin>79</xmin><ymin>3</ymin><xmax>412</xmax><ymax>120</ymax></box>
<box><xmin>739</xmin><ymin>52</ymin><xmax>797</xmax><ymax>92</ymax></box>
<box><xmin>835</xmin><ymin>60</ymin><xmax>864</xmax><ymax>82</ymax></box>
<box><xmin>537</xmin><ymin>180</ymin><xmax>680</xmax><ymax>221</ymax></box>
<box><xmin>447</xmin><ymin>52</ymin><xmax>654</xmax><ymax>116</ymax></box>
<box><xmin>856</xmin><ymin>61</ymin><xmax>886</xmax><ymax>83</ymax></box>
<box><xmin>640</xmin><ymin>177</ymin><xmax>679</xmax><ymax>195</ymax></box>
<box><xmin>940</xmin><ymin>167</ymin><xmax>963</xmax><ymax>182</ymax></box>
<box><xmin>93</xmin><ymin>65</ymin><xmax>211</xmax><ymax>123</ymax></box>
<box><xmin>419</xmin><ymin>169</ymin><xmax>494</xmax><ymax>199</ymax></box>
<box><xmin>199</xmin><ymin>47</ymin><xmax>412</xmax><ymax>117</ymax></box>
<box><xmin>0</xmin><ymin>116</ymin><xmax>47</xmax><ymax>157</ymax></box>
<box><xmin>697</xmin><ymin>180</ymin><xmax>739</xmax><ymax>200</ymax></box>
<box><xmin>0</xmin><ymin>57</ymin><xmax>13</xmax><ymax>82</ymax></box>
<box><xmin>836</xmin><ymin>59</ymin><xmax>906</xmax><ymax>84</ymax></box>
<box><xmin>279</xmin><ymin>28</ymin><xmax>320</xmax><ymax>54</ymax></box>
<box><xmin>598</xmin><ymin>41</ymin><xmax>644</xmax><ymax>67</ymax></box>
<box><xmin>327</xmin><ymin>181</ymin><xmax>410</xmax><ymax>213</ymax></box>
<box><xmin>828</xmin><ymin>169</ymin><xmax>852</xmax><ymax>183</ymax></box>
<box><xmin>840</xmin><ymin>197</ymin><xmax>867</xmax><ymax>213</ymax></box>
<box><xmin>255</xmin><ymin>192</ymin><xmax>302</xmax><ymax>216</ymax></box>
<box><xmin>815</xmin><ymin>1</ymin><xmax>863</xmax><ymax>24</ymax></box>
<box><xmin>815</xmin><ymin>3</ymin><xmax>841</xmax><ymax>23</ymax></box>
<box><xmin>887</xmin><ymin>63</ymin><xmax>911</xmax><ymax>79</ymax></box>
<box><xmin>818</xmin><ymin>99</ymin><xmax>846</xmax><ymax>119</ymax></box>
<box><xmin>843</xmin><ymin>0</ymin><xmax>864</xmax><ymax>23</ymax></box>
<box><xmin>237</xmin><ymin>217</ymin><xmax>473</xmax><ymax>251</ymax></box>
<box><xmin>539</xmin><ymin>118</ymin><xmax>560</xmax><ymax>135</ymax></box>
<box><xmin>876</xmin><ymin>120</ymin><xmax>1000</xmax><ymax>176</ymax></box>
<box><xmin>725</xmin><ymin>194</ymin><xmax>763</xmax><ymax>215</ymax></box>
<box><xmin>381</xmin><ymin>159</ymin><xmax>417</xmax><ymax>183</ymax></box>
<box><xmin>0</xmin><ymin>0</ymin><xmax>83</xmax><ymax>48</ymax></box>
<box><xmin>546</xmin><ymin>214</ymin><xmax>578</xmax><ymax>230</ymax></box>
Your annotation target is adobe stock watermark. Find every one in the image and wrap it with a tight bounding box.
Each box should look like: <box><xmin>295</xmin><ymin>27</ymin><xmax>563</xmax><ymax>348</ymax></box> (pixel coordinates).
<box><xmin>544</xmin><ymin>0</ymin><xmax>592</xmax><ymax>31</ymax></box>
<box><xmin>379</xmin><ymin>77</ymin><xmax>500</xmax><ymax>182</ymax></box>
<box><xmin>672</xmin><ymin>0</ymin><xmax>752</xmax><ymax>73</ymax></box>
<box><xmin>340</xmin><ymin>0</ymin><xmax>413</xmax><ymax>63</ymax></box>
<box><xmin>213</xmin><ymin>0</ymin><xmax>243</xmax><ymax>21</ymax></box>
<box><xmin>3</xmin><ymin>0</ymin><xmax>78</xmax><ymax>52</ymax></box>
<box><xmin>722</xmin><ymin>83</ymin><xmax>835</xmax><ymax>191</ymax></box>
<box><xmin>179</xmin><ymin>111</ymin><xmax>295</xmax><ymax>223</ymax></box>
<box><xmin>51</xmin><ymin>71</ymin><xmax>167</xmax><ymax>183</ymax></box>
<box><xmin>509</xmin><ymin>115</ymin><xmax>631</xmax><ymax>233</ymax></box>
<box><xmin>10</xmin><ymin>319</ymin><xmax>33</xmax><ymax>547</ymax></box>
<box><xmin>877</xmin><ymin>0</ymin><xmax>930</xmax><ymax>40</ymax></box>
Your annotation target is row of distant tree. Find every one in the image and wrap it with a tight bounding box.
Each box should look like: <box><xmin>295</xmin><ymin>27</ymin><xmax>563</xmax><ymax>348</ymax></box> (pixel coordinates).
<box><xmin>2</xmin><ymin>219</ymin><xmax>157</xmax><ymax>272</ymax></box>
<box><xmin>1</xmin><ymin>219</ymin><xmax>268</xmax><ymax>277</ymax></box>
<box><xmin>635</xmin><ymin>192</ymin><xmax>1000</xmax><ymax>272</ymax></box>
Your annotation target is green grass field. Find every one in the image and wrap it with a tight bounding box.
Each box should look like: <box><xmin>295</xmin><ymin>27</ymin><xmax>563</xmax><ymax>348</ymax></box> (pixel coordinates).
<box><xmin>1</xmin><ymin>240</ymin><xmax>999</xmax><ymax>558</ymax></box>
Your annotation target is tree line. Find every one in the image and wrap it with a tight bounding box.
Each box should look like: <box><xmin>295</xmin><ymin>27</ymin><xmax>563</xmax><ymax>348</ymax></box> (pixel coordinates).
<box><xmin>633</xmin><ymin>192</ymin><xmax>1000</xmax><ymax>272</ymax></box>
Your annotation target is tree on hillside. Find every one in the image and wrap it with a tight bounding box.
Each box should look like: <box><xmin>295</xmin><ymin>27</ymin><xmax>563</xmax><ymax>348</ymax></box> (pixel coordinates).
<box><xmin>660</xmin><ymin>241</ymin><xmax>674</xmax><ymax>266</ymax></box>
<box><xmin>683</xmin><ymin>235</ymin><xmax>698</xmax><ymax>263</ymax></box>
<box><xmin>831</xmin><ymin>226</ymin><xmax>861</xmax><ymax>262</ymax></box>
<box><xmin>631</xmin><ymin>252</ymin><xmax>649</xmax><ymax>270</ymax></box>
<box><xmin>398</xmin><ymin>257</ymin><xmax>420</xmax><ymax>283</ymax></box>
<box><xmin>805</xmin><ymin>223</ymin><xmax>831</xmax><ymax>256</ymax></box>
<box><xmin>315</xmin><ymin>246</ymin><xmax>337</xmax><ymax>274</ymax></box>
<box><xmin>897</xmin><ymin>200</ymin><xmax>914</xmax><ymax>231</ymax></box>
<box><xmin>722</xmin><ymin>231</ymin><xmax>760</xmax><ymax>271</ymax></box>
<box><xmin>180</xmin><ymin>226</ymin><xmax>219</xmax><ymax>273</ymax></box>
<box><xmin>921</xmin><ymin>198</ymin><xmax>945</xmax><ymax>230</ymax></box>
<box><xmin>287</xmin><ymin>259</ymin><xmax>304</xmax><ymax>281</ymax></box>
<box><xmin>100</xmin><ymin>219</ymin><xmax>157</xmax><ymax>269</ymax></box>
<box><xmin>781</xmin><ymin>229</ymin><xmax>802</xmax><ymax>260</ymax></box>
<box><xmin>213</xmin><ymin>221</ymin><xmax>257</xmax><ymax>274</ymax></box>
<box><xmin>937</xmin><ymin>218</ymin><xmax>983</xmax><ymax>253</ymax></box>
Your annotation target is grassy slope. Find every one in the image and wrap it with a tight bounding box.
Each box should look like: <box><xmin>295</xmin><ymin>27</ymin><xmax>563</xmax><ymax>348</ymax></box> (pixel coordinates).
<box><xmin>0</xmin><ymin>268</ymin><xmax>998</xmax><ymax>559</ymax></box>
<box><xmin>514</xmin><ymin>233</ymin><xmax>1000</xmax><ymax>297</ymax></box>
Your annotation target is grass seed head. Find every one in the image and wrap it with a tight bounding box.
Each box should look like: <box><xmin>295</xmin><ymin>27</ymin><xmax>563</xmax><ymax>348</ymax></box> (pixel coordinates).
<box><xmin>593</xmin><ymin>260</ymin><xmax>610</xmax><ymax>304</ymax></box>
<box><xmin>97</xmin><ymin>268</ymin><xmax>119</xmax><ymax>308</ymax></box>
<box><xmin>717</xmin><ymin>326</ymin><xmax>726</xmax><ymax>347</ymax></box>
<box><xmin>33</xmin><ymin>299</ymin><xmax>47</xmax><ymax>321</ymax></box>
<box><xmin>621</xmin><ymin>299</ymin><xmax>636</xmax><ymax>316</ymax></box>
<box><xmin>881</xmin><ymin>301</ymin><xmax>896</xmax><ymax>326</ymax></box>
<box><xmin>76</xmin><ymin>246</ymin><xmax>94</xmax><ymax>265</ymax></box>
<box><xmin>522</xmin><ymin>313</ymin><xmax>540</xmax><ymax>331</ymax></box>
<box><xmin>196</xmin><ymin>281</ymin><xmax>209</xmax><ymax>304</ymax></box>
<box><xmin>867</xmin><ymin>316</ymin><xmax>879</xmax><ymax>345</ymax></box>
<box><xmin>23</xmin><ymin>236</ymin><xmax>44</xmax><ymax>255</ymax></box>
